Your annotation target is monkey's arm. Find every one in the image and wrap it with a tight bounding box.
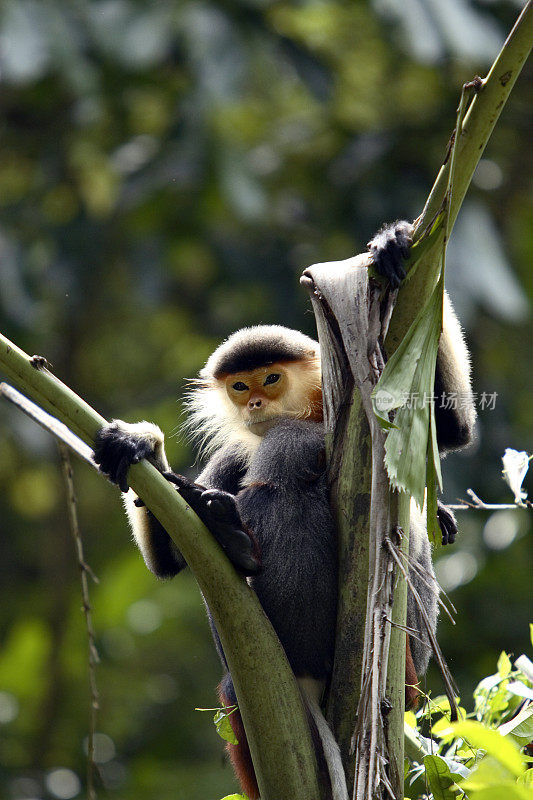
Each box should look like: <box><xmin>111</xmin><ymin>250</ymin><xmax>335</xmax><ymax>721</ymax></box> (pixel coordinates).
<box><xmin>368</xmin><ymin>221</ymin><xmax>476</xmax><ymax>453</ymax></box>
<box><xmin>162</xmin><ymin>472</ymin><xmax>260</xmax><ymax>574</ymax></box>
<box><xmin>94</xmin><ymin>421</ymin><xmax>259</xmax><ymax>577</ymax></box>
<box><xmin>94</xmin><ymin>421</ymin><xmax>185</xmax><ymax>577</ymax></box>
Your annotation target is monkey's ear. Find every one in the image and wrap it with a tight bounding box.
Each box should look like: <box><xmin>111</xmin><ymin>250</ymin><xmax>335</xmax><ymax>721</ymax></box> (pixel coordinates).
<box><xmin>368</xmin><ymin>220</ymin><xmax>413</xmax><ymax>288</ymax></box>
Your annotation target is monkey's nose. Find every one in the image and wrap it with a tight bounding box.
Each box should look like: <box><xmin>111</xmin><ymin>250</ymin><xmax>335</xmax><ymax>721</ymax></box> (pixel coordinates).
<box><xmin>248</xmin><ymin>397</ymin><xmax>262</xmax><ymax>409</ymax></box>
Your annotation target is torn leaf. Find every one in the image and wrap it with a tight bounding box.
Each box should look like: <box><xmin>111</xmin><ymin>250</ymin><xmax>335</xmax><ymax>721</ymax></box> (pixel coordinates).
<box><xmin>372</xmin><ymin>280</ymin><xmax>443</xmax><ymax>509</ymax></box>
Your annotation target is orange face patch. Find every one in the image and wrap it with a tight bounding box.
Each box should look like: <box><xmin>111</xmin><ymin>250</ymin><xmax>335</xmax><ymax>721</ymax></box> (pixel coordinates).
<box><xmin>220</xmin><ymin>358</ymin><xmax>323</xmax><ymax>434</ymax></box>
<box><xmin>225</xmin><ymin>363</ymin><xmax>288</xmax><ymax>407</ymax></box>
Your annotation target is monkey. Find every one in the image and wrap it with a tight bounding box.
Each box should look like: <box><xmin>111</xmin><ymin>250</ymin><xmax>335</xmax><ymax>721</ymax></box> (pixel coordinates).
<box><xmin>94</xmin><ymin>221</ymin><xmax>476</xmax><ymax>800</ymax></box>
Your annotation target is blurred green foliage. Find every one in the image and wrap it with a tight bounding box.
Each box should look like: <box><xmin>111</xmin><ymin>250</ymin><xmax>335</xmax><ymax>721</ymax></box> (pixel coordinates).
<box><xmin>0</xmin><ymin>1</ymin><xmax>531</xmax><ymax>799</ymax></box>
<box><xmin>406</xmin><ymin>644</ymin><xmax>533</xmax><ymax>799</ymax></box>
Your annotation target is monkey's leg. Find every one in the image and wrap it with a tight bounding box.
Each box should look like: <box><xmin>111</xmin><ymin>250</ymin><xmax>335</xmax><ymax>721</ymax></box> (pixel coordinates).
<box><xmin>218</xmin><ymin>672</ymin><xmax>260</xmax><ymax>800</ymax></box>
<box><xmin>405</xmin><ymin>634</ymin><xmax>421</xmax><ymax>710</ymax></box>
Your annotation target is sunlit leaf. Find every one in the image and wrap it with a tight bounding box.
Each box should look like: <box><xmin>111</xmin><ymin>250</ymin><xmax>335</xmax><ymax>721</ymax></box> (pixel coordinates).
<box><xmin>450</xmin><ymin>720</ymin><xmax>524</xmax><ymax>777</ymax></box>
<box><xmin>517</xmin><ymin>768</ymin><xmax>533</xmax><ymax>787</ymax></box>
<box><xmin>462</xmin><ymin>778</ymin><xmax>533</xmax><ymax>800</ymax></box>
<box><xmin>220</xmin><ymin>794</ymin><xmax>248</xmax><ymax>799</ymax></box>
<box><xmin>214</xmin><ymin>708</ymin><xmax>238</xmax><ymax>745</ymax></box>
<box><xmin>498</xmin><ymin>651</ymin><xmax>512</xmax><ymax>678</ymax></box>
<box><xmin>498</xmin><ymin>705</ymin><xmax>533</xmax><ymax>746</ymax></box>
<box><xmin>423</xmin><ymin>754</ymin><xmax>459</xmax><ymax>799</ymax></box>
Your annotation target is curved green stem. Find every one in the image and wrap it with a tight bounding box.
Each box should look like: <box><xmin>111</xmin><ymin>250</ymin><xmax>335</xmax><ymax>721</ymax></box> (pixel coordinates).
<box><xmin>0</xmin><ymin>332</ymin><xmax>321</xmax><ymax>800</ymax></box>
<box><xmin>389</xmin><ymin>0</ymin><xmax>532</xmax><ymax>350</ymax></box>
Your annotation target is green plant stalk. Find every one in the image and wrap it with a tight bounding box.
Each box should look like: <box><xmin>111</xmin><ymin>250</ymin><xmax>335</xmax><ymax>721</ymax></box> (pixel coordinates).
<box><xmin>388</xmin><ymin>0</ymin><xmax>532</xmax><ymax>351</ymax></box>
<box><xmin>404</xmin><ymin>721</ymin><xmax>428</xmax><ymax>763</ymax></box>
<box><xmin>326</xmin><ymin>392</ymin><xmax>372</xmax><ymax>784</ymax></box>
<box><xmin>425</xmin><ymin>0</ymin><xmax>532</xmax><ymax>236</ymax></box>
<box><xmin>330</xmin><ymin>5</ymin><xmax>531</xmax><ymax>792</ymax></box>
<box><xmin>384</xmin><ymin>490</ymin><xmax>410</xmax><ymax>795</ymax></box>
<box><xmin>383</xmin><ymin>6</ymin><xmax>531</xmax><ymax>789</ymax></box>
<box><xmin>0</xmin><ymin>333</ymin><xmax>321</xmax><ymax>800</ymax></box>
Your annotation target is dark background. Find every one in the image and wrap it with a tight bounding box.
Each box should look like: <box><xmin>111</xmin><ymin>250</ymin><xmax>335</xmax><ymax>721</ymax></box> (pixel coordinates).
<box><xmin>0</xmin><ymin>2</ymin><xmax>531</xmax><ymax>799</ymax></box>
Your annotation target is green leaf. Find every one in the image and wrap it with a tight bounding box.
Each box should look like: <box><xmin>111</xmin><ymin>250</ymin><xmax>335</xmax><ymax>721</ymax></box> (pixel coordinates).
<box><xmin>420</xmin><ymin>694</ymin><xmax>464</xmax><ymax>719</ymax></box>
<box><xmin>473</xmin><ymin>671</ymin><xmax>511</xmax><ymax>723</ymax></box>
<box><xmin>498</xmin><ymin>705</ymin><xmax>533</xmax><ymax>746</ymax></box>
<box><xmin>450</xmin><ymin>720</ymin><xmax>525</xmax><ymax>777</ymax></box>
<box><xmin>214</xmin><ymin>708</ymin><xmax>238</xmax><ymax>745</ymax></box>
<box><xmin>372</xmin><ymin>280</ymin><xmax>443</xmax><ymax>508</ymax></box>
<box><xmin>462</xmin><ymin>783</ymin><xmax>533</xmax><ymax>800</ymax></box>
<box><xmin>401</xmin><ymin>213</ymin><xmax>446</xmax><ymax>283</ymax></box>
<box><xmin>498</xmin><ymin>651</ymin><xmax>512</xmax><ymax>678</ymax></box>
<box><xmin>461</xmin><ymin>755</ymin><xmax>521</xmax><ymax>792</ymax></box>
<box><xmin>405</xmin><ymin>720</ymin><xmax>429</xmax><ymax>762</ymax></box>
<box><xmin>475</xmin><ymin>672</ymin><xmax>502</xmax><ymax>697</ymax></box>
<box><xmin>440</xmin><ymin>756</ymin><xmax>470</xmax><ymax>780</ymax></box>
<box><xmin>517</xmin><ymin>768</ymin><xmax>533</xmax><ymax>787</ymax></box>
<box><xmin>423</xmin><ymin>754</ymin><xmax>458</xmax><ymax>800</ymax></box>
<box><xmin>220</xmin><ymin>795</ymin><xmax>248</xmax><ymax>800</ymax></box>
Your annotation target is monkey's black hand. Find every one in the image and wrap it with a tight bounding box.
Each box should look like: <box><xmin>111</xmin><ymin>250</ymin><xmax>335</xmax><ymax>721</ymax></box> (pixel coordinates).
<box><xmin>163</xmin><ymin>472</ymin><xmax>261</xmax><ymax>576</ymax></box>
<box><xmin>94</xmin><ymin>421</ymin><xmax>164</xmax><ymax>493</ymax></box>
<box><xmin>368</xmin><ymin>220</ymin><xmax>413</xmax><ymax>289</ymax></box>
<box><xmin>437</xmin><ymin>501</ymin><xmax>458</xmax><ymax>546</ymax></box>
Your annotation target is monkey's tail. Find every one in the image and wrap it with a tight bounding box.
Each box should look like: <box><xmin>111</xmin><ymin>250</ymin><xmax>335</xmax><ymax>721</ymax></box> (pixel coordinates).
<box><xmin>304</xmin><ymin>693</ymin><xmax>349</xmax><ymax>800</ymax></box>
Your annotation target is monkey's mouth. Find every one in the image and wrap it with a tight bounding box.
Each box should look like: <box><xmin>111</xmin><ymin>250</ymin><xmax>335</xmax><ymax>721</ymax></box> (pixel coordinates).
<box><xmin>246</xmin><ymin>416</ymin><xmax>281</xmax><ymax>434</ymax></box>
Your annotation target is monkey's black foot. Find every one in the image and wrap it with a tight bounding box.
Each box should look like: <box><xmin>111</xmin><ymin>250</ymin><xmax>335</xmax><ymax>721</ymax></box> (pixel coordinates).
<box><xmin>437</xmin><ymin>501</ymin><xmax>458</xmax><ymax>546</ymax></box>
<box><xmin>94</xmin><ymin>422</ymin><xmax>159</xmax><ymax>493</ymax></box>
<box><xmin>368</xmin><ymin>220</ymin><xmax>413</xmax><ymax>288</ymax></box>
<box><xmin>163</xmin><ymin>472</ymin><xmax>261</xmax><ymax>576</ymax></box>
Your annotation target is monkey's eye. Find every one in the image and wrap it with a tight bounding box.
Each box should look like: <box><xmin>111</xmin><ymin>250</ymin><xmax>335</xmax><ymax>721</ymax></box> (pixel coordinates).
<box><xmin>264</xmin><ymin>373</ymin><xmax>280</xmax><ymax>386</ymax></box>
<box><xmin>232</xmin><ymin>381</ymin><xmax>249</xmax><ymax>391</ymax></box>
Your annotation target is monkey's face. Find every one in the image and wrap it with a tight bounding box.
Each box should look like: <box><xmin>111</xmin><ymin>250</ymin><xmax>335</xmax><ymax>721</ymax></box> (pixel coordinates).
<box><xmin>223</xmin><ymin>359</ymin><xmax>323</xmax><ymax>435</ymax></box>
<box><xmin>225</xmin><ymin>363</ymin><xmax>289</xmax><ymax>434</ymax></box>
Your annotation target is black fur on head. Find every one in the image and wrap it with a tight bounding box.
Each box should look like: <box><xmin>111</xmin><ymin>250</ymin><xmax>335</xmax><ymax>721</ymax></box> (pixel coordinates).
<box><xmin>201</xmin><ymin>325</ymin><xmax>320</xmax><ymax>380</ymax></box>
